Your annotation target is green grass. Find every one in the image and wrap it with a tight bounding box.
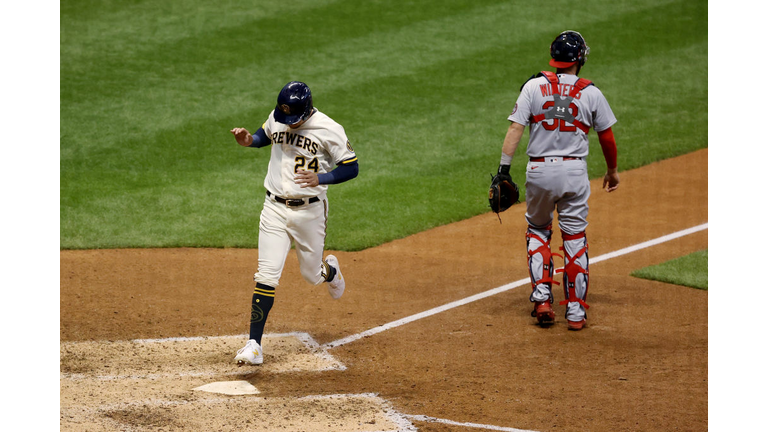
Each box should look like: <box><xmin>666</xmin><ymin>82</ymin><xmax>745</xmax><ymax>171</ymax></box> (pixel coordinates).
<box><xmin>61</xmin><ymin>0</ymin><xmax>707</xmax><ymax>250</ymax></box>
<box><xmin>631</xmin><ymin>250</ymin><xmax>708</xmax><ymax>290</ymax></box>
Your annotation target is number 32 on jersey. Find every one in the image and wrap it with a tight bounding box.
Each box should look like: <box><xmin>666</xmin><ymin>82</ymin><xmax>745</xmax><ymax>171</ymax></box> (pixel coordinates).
<box><xmin>541</xmin><ymin>101</ymin><xmax>580</xmax><ymax>132</ymax></box>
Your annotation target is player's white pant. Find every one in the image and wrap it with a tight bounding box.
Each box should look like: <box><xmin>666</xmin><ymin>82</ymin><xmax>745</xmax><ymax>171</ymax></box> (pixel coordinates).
<box><xmin>525</xmin><ymin>158</ymin><xmax>590</xmax><ymax>321</ymax></box>
<box><xmin>253</xmin><ymin>193</ymin><xmax>328</xmax><ymax>288</ymax></box>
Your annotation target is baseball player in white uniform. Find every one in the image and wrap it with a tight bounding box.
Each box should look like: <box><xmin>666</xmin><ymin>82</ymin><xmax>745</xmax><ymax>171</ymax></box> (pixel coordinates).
<box><xmin>495</xmin><ymin>31</ymin><xmax>619</xmax><ymax>330</ymax></box>
<box><xmin>230</xmin><ymin>81</ymin><xmax>358</xmax><ymax>364</ymax></box>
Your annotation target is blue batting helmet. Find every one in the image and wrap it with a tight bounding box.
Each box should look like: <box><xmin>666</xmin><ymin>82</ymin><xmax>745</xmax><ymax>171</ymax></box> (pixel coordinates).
<box><xmin>274</xmin><ymin>81</ymin><xmax>314</xmax><ymax>125</ymax></box>
<box><xmin>549</xmin><ymin>31</ymin><xmax>590</xmax><ymax>68</ymax></box>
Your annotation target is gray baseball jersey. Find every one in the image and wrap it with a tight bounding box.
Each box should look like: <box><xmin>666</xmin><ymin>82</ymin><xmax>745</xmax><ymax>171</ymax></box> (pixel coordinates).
<box><xmin>508</xmin><ymin>73</ymin><xmax>617</xmax><ymax>157</ymax></box>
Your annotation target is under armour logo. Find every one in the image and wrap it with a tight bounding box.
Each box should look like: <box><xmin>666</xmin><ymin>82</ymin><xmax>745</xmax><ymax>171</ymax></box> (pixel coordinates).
<box><xmin>556</xmin><ymin>107</ymin><xmax>566</xmax><ymax>112</ymax></box>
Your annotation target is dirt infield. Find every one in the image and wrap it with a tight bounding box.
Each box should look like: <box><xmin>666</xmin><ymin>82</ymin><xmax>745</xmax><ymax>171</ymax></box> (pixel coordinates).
<box><xmin>61</xmin><ymin>149</ymin><xmax>708</xmax><ymax>431</ymax></box>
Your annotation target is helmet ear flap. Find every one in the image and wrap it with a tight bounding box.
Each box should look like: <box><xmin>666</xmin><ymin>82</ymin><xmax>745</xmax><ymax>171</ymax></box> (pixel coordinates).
<box><xmin>580</xmin><ymin>40</ymin><xmax>590</xmax><ymax>66</ymax></box>
<box><xmin>302</xmin><ymin>93</ymin><xmax>314</xmax><ymax>121</ymax></box>
<box><xmin>569</xmin><ymin>30</ymin><xmax>589</xmax><ymax>66</ymax></box>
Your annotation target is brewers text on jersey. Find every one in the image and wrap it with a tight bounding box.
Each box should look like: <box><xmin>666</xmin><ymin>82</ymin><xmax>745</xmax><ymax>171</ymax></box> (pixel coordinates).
<box><xmin>270</xmin><ymin>131</ymin><xmax>320</xmax><ymax>155</ymax></box>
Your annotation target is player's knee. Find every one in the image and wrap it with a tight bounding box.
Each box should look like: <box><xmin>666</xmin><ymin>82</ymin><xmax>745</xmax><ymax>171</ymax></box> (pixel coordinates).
<box><xmin>254</xmin><ymin>272</ymin><xmax>280</xmax><ymax>288</ymax></box>
<box><xmin>558</xmin><ymin>219</ymin><xmax>587</xmax><ymax>237</ymax></box>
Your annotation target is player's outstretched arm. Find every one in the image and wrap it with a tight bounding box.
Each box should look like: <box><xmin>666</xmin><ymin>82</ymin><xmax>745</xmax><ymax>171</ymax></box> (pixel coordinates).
<box><xmin>231</xmin><ymin>127</ymin><xmax>271</xmax><ymax>148</ymax></box>
<box><xmin>230</xmin><ymin>128</ymin><xmax>253</xmax><ymax>146</ymax></box>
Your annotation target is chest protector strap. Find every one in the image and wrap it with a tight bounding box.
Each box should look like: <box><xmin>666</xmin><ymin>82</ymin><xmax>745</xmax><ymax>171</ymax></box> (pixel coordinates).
<box><xmin>530</xmin><ymin>71</ymin><xmax>593</xmax><ymax>134</ymax></box>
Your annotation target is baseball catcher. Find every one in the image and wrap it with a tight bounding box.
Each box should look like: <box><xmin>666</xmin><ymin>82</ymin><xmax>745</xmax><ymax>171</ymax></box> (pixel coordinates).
<box><xmin>492</xmin><ymin>30</ymin><xmax>619</xmax><ymax>331</ymax></box>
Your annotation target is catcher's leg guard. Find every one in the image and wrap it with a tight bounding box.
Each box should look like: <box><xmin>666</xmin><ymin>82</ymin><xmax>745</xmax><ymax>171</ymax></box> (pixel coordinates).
<box><xmin>527</xmin><ymin>225</ymin><xmax>562</xmax><ymax>324</ymax></box>
<box><xmin>557</xmin><ymin>231</ymin><xmax>590</xmax><ymax>323</ymax></box>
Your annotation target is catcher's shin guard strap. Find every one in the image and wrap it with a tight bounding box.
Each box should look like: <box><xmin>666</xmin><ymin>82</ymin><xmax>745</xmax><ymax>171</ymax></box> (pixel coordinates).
<box><xmin>556</xmin><ymin>231</ymin><xmax>590</xmax><ymax>309</ymax></box>
<box><xmin>526</xmin><ymin>226</ymin><xmax>562</xmax><ymax>292</ymax></box>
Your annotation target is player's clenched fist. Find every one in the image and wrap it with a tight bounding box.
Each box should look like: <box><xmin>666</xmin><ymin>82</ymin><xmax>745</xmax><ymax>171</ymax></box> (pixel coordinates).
<box><xmin>230</xmin><ymin>128</ymin><xmax>254</xmax><ymax>147</ymax></box>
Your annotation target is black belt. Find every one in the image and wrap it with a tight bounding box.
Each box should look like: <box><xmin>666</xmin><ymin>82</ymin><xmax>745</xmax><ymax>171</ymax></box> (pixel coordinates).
<box><xmin>267</xmin><ymin>191</ymin><xmax>319</xmax><ymax>207</ymax></box>
<box><xmin>530</xmin><ymin>157</ymin><xmax>582</xmax><ymax>162</ymax></box>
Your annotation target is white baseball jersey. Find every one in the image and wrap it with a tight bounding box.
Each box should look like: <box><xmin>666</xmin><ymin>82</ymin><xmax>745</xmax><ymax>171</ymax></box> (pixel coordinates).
<box><xmin>508</xmin><ymin>73</ymin><xmax>617</xmax><ymax>157</ymax></box>
<box><xmin>262</xmin><ymin>109</ymin><xmax>356</xmax><ymax>199</ymax></box>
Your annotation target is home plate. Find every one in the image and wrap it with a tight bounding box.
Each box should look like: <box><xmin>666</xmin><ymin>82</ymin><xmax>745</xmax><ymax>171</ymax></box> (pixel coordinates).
<box><xmin>193</xmin><ymin>380</ymin><xmax>259</xmax><ymax>395</ymax></box>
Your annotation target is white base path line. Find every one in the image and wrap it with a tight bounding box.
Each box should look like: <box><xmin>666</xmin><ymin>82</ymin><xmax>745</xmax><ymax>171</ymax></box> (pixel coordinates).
<box><xmin>61</xmin><ymin>332</ymin><xmax>346</xmax><ymax>381</ymax></box>
<box><xmin>404</xmin><ymin>414</ymin><xmax>537</xmax><ymax>432</ymax></box>
<box><xmin>61</xmin><ymin>331</ymin><xmax>310</xmax><ymax>346</ymax></box>
<box><xmin>62</xmin><ymin>393</ymin><xmax>417</xmax><ymax>432</ymax></box>
<box><xmin>324</xmin><ymin>222</ymin><xmax>708</xmax><ymax>349</ymax></box>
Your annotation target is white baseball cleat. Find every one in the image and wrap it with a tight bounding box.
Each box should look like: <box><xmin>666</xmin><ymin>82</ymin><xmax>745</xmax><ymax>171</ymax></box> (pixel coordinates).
<box><xmin>324</xmin><ymin>255</ymin><xmax>345</xmax><ymax>299</ymax></box>
<box><xmin>234</xmin><ymin>339</ymin><xmax>263</xmax><ymax>366</ymax></box>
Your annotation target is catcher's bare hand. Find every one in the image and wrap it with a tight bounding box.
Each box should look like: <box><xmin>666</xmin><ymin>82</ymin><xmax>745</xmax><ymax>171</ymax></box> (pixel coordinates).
<box><xmin>295</xmin><ymin>170</ymin><xmax>319</xmax><ymax>188</ymax></box>
<box><xmin>230</xmin><ymin>128</ymin><xmax>254</xmax><ymax>147</ymax></box>
<box><xmin>603</xmin><ymin>169</ymin><xmax>620</xmax><ymax>192</ymax></box>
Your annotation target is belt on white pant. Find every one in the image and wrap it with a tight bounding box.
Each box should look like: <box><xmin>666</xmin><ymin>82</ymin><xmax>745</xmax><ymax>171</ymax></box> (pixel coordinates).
<box><xmin>529</xmin><ymin>157</ymin><xmax>582</xmax><ymax>162</ymax></box>
<box><xmin>267</xmin><ymin>191</ymin><xmax>319</xmax><ymax>207</ymax></box>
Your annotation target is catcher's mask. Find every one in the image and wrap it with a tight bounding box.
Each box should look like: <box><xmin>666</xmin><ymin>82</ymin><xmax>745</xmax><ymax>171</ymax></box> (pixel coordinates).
<box><xmin>549</xmin><ymin>30</ymin><xmax>590</xmax><ymax>69</ymax></box>
<box><xmin>274</xmin><ymin>81</ymin><xmax>314</xmax><ymax>125</ymax></box>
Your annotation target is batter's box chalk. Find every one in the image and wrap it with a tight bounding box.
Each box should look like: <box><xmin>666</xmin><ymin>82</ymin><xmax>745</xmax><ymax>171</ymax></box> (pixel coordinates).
<box><xmin>60</xmin><ymin>332</ymin><xmax>345</xmax><ymax>381</ymax></box>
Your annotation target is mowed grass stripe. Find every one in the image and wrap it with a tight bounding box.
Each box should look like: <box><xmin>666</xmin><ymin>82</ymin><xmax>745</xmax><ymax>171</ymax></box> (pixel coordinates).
<box><xmin>61</xmin><ymin>0</ymin><xmax>706</xmax><ymax>249</ymax></box>
<box><xmin>60</xmin><ymin>0</ymin><xmax>341</xmax><ymax>54</ymax></box>
<box><xmin>61</xmin><ymin>0</ymin><xmax>505</xmax><ymax>151</ymax></box>
<box><xmin>61</xmin><ymin>0</ymin><xmax>672</xmax><ymax>150</ymax></box>
<box><xmin>265</xmin><ymin>1</ymin><xmax>707</xmax><ymax>249</ymax></box>
<box><xmin>61</xmin><ymin>0</ymin><xmax>686</xmax><ymax>177</ymax></box>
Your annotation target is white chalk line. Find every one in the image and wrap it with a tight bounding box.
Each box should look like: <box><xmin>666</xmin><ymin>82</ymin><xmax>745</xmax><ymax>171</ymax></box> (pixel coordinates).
<box><xmin>62</xmin><ymin>370</ymin><xmax>248</xmax><ymax>382</ymax></box>
<box><xmin>404</xmin><ymin>414</ymin><xmax>537</xmax><ymax>432</ymax></box>
<box><xmin>60</xmin><ymin>331</ymin><xmax>317</xmax><ymax>346</ymax></box>
<box><xmin>62</xmin><ymin>393</ymin><xmax>417</xmax><ymax>432</ymax></box>
<box><xmin>297</xmin><ymin>393</ymin><xmax>417</xmax><ymax>432</ymax></box>
<box><xmin>60</xmin><ymin>224</ymin><xmax>706</xmax><ymax>432</ymax></box>
<box><xmin>61</xmin><ymin>332</ymin><xmax>346</xmax><ymax>381</ymax></box>
<box><xmin>61</xmin><ymin>223</ymin><xmax>707</xmax><ymax>352</ymax></box>
<box><xmin>323</xmin><ymin>222</ymin><xmax>708</xmax><ymax>349</ymax></box>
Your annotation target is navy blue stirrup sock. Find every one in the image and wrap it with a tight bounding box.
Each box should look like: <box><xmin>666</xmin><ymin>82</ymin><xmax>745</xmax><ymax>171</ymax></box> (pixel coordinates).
<box><xmin>249</xmin><ymin>283</ymin><xmax>275</xmax><ymax>344</ymax></box>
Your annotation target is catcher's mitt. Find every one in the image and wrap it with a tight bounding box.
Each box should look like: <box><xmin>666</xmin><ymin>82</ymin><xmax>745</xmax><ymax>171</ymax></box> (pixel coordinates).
<box><xmin>489</xmin><ymin>173</ymin><xmax>520</xmax><ymax>214</ymax></box>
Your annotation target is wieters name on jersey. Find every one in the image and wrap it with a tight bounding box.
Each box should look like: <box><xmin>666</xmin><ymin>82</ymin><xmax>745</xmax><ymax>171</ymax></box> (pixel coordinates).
<box><xmin>538</xmin><ymin>82</ymin><xmax>585</xmax><ymax>99</ymax></box>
